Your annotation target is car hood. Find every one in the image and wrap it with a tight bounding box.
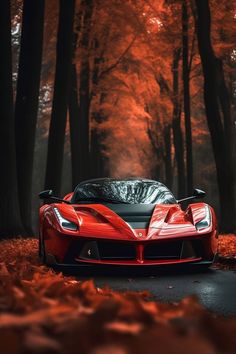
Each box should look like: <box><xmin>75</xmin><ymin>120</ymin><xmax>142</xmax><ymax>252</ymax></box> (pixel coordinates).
<box><xmin>53</xmin><ymin>202</ymin><xmax>211</xmax><ymax>241</ymax></box>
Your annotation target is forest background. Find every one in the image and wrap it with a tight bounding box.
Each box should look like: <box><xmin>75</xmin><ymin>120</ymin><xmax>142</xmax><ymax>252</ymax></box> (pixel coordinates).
<box><xmin>0</xmin><ymin>0</ymin><xmax>235</xmax><ymax>236</ymax></box>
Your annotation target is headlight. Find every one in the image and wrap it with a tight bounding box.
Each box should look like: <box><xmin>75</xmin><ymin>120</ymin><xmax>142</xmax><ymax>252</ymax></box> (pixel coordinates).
<box><xmin>195</xmin><ymin>206</ymin><xmax>211</xmax><ymax>230</ymax></box>
<box><xmin>53</xmin><ymin>208</ymin><xmax>78</xmax><ymax>231</ymax></box>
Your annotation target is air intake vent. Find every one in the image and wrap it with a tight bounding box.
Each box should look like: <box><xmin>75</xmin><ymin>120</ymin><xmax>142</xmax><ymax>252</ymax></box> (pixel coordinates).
<box><xmin>105</xmin><ymin>204</ymin><xmax>156</xmax><ymax>229</ymax></box>
<box><xmin>144</xmin><ymin>241</ymin><xmax>182</xmax><ymax>260</ymax></box>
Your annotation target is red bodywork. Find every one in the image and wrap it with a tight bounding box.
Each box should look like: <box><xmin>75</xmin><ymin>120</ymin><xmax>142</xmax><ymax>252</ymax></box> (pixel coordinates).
<box><xmin>39</xmin><ymin>193</ymin><xmax>218</xmax><ymax>267</ymax></box>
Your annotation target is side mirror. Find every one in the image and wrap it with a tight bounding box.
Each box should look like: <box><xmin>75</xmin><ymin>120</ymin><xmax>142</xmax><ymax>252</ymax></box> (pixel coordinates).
<box><xmin>38</xmin><ymin>190</ymin><xmax>70</xmax><ymax>204</ymax></box>
<box><xmin>177</xmin><ymin>188</ymin><xmax>206</xmax><ymax>203</ymax></box>
<box><xmin>193</xmin><ymin>188</ymin><xmax>206</xmax><ymax>199</ymax></box>
<box><xmin>39</xmin><ymin>189</ymin><xmax>53</xmax><ymax>199</ymax></box>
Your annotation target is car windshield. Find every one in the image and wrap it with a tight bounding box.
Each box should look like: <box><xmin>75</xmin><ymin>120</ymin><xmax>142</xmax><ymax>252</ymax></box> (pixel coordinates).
<box><xmin>71</xmin><ymin>178</ymin><xmax>177</xmax><ymax>205</ymax></box>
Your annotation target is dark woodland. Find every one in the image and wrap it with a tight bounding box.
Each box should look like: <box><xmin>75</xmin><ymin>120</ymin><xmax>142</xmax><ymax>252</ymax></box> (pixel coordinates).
<box><xmin>0</xmin><ymin>2</ymin><xmax>236</xmax><ymax>353</ymax></box>
<box><xmin>0</xmin><ymin>0</ymin><xmax>235</xmax><ymax>236</ymax></box>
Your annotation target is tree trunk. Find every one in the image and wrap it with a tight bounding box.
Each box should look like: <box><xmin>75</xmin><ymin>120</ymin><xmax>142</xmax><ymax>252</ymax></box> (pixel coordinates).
<box><xmin>90</xmin><ymin>93</ymin><xmax>109</xmax><ymax>179</ymax></box>
<box><xmin>68</xmin><ymin>5</ymin><xmax>84</xmax><ymax>189</ymax></box>
<box><xmin>0</xmin><ymin>0</ymin><xmax>23</xmax><ymax>237</ymax></box>
<box><xmin>14</xmin><ymin>0</ymin><xmax>45</xmax><ymax>234</ymax></box>
<box><xmin>172</xmin><ymin>48</ymin><xmax>186</xmax><ymax>198</ymax></box>
<box><xmin>164</xmin><ymin>124</ymin><xmax>173</xmax><ymax>189</ymax></box>
<box><xmin>69</xmin><ymin>63</ymin><xmax>80</xmax><ymax>189</ymax></box>
<box><xmin>90</xmin><ymin>37</ymin><xmax>104</xmax><ymax>179</ymax></box>
<box><xmin>44</xmin><ymin>0</ymin><xmax>75</xmax><ymax>195</ymax></box>
<box><xmin>182</xmin><ymin>0</ymin><xmax>193</xmax><ymax>195</ymax></box>
<box><xmin>146</xmin><ymin>121</ymin><xmax>163</xmax><ymax>181</ymax></box>
<box><xmin>216</xmin><ymin>58</ymin><xmax>236</xmax><ymax>186</ymax></box>
<box><xmin>77</xmin><ymin>0</ymin><xmax>94</xmax><ymax>182</ymax></box>
<box><xmin>195</xmin><ymin>0</ymin><xmax>236</xmax><ymax>231</ymax></box>
<box><xmin>90</xmin><ymin>124</ymin><xmax>108</xmax><ymax>178</ymax></box>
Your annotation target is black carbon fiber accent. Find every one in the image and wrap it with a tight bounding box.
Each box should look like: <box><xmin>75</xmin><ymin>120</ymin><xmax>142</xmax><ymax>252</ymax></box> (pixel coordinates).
<box><xmin>105</xmin><ymin>204</ymin><xmax>155</xmax><ymax>229</ymax></box>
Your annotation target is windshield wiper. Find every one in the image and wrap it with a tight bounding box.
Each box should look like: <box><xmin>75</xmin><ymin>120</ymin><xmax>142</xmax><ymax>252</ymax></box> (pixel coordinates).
<box><xmin>75</xmin><ymin>197</ymin><xmax>131</xmax><ymax>204</ymax></box>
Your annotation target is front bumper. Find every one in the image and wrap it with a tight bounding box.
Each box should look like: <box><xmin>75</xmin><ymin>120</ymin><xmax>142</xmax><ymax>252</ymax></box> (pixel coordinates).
<box><xmin>45</xmin><ymin>254</ymin><xmax>215</xmax><ymax>271</ymax></box>
<box><xmin>45</xmin><ymin>236</ymin><xmax>215</xmax><ymax>267</ymax></box>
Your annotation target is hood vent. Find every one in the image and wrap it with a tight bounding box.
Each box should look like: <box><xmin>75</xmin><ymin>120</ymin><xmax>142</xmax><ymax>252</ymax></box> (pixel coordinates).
<box><xmin>105</xmin><ymin>204</ymin><xmax>156</xmax><ymax>229</ymax></box>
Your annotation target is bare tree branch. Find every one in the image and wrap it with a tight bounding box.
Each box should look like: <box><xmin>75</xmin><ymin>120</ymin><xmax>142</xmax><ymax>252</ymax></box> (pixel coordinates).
<box><xmin>97</xmin><ymin>34</ymin><xmax>138</xmax><ymax>81</ymax></box>
<box><xmin>155</xmin><ymin>72</ymin><xmax>173</xmax><ymax>103</ymax></box>
<box><xmin>188</xmin><ymin>23</ymin><xmax>196</xmax><ymax>74</ymax></box>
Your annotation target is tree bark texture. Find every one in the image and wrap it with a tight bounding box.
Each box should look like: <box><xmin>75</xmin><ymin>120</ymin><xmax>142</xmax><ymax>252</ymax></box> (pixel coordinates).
<box><xmin>182</xmin><ymin>0</ymin><xmax>193</xmax><ymax>195</ymax></box>
<box><xmin>195</xmin><ymin>0</ymin><xmax>236</xmax><ymax>231</ymax></box>
<box><xmin>15</xmin><ymin>0</ymin><xmax>45</xmax><ymax>233</ymax></box>
<box><xmin>77</xmin><ymin>0</ymin><xmax>94</xmax><ymax>182</ymax></box>
<box><xmin>0</xmin><ymin>0</ymin><xmax>23</xmax><ymax>237</ymax></box>
<box><xmin>45</xmin><ymin>0</ymin><xmax>75</xmax><ymax>195</ymax></box>
<box><xmin>69</xmin><ymin>63</ymin><xmax>81</xmax><ymax>189</ymax></box>
<box><xmin>164</xmin><ymin>124</ymin><xmax>173</xmax><ymax>189</ymax></box>
<box><xmin>172</xmin><ymin>48</ymin><xmax>186</xmax><ymax>198</ymax></box>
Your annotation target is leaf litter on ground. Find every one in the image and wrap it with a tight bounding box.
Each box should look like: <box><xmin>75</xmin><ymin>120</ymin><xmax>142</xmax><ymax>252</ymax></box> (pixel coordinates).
<box><xmin>0</xmin><ymin>235</ymin><xmax>235</xmax><ymax>354</ymax></box>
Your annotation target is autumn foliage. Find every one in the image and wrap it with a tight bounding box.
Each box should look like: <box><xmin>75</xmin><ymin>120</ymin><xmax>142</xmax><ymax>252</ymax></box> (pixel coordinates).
<box><xmin>0</xmin><ymin>236</ymin><xmax>236</xmax><ymax>354</ymax></box>
<box><xmin>216</xmin><ymin>235</ymin><xmax>236</xmax><ymax>270</ymax></box>
<box><xmin>0</xmin><ymin>0</ymin><xmax>234</xmax><ymax>238</ymax></box>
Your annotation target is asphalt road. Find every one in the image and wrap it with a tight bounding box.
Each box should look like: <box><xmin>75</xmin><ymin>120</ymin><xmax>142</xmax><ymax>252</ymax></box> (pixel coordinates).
<box><xmin>74</xmin><ymin>267</ymin><xmax>236</xmax><ymax>317</ymax></box>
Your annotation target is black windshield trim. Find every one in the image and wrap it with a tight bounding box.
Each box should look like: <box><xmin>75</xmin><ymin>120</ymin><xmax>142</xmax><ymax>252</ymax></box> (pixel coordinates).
<box><xmin>75</xmin><ymin>197</ymin><xmax>132</xmax><ymax>204</ymax></box>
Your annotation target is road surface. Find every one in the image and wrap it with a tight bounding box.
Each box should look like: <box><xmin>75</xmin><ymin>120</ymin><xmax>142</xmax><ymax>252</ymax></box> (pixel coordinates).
<box><xmin>74</xmin><ymin>267</ymin><xmax>236</xmax><ymax>317</ymax></box>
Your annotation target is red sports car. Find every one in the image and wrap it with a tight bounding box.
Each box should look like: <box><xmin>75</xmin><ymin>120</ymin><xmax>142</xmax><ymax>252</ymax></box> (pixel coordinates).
<box><xmin>38</xmin><ymin>178</ymin><xmax>218</xmax><ymax>268</ymax></box>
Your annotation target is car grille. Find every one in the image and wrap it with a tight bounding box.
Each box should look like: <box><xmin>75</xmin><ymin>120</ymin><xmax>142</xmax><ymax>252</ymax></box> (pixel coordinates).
<box><xmin>64</xmin><ymin>238</ymin><xmax>202</xmax><ymax>264</ymax></box>
<box><xmin>144</xmin><ymin>241</ymin><xmax>182</xmax><ymax>260</ymax></box>
<box><xmin>97</xmin><ymin>241</ymin><xmax>136</xmax><ymax>260</ymax></box>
